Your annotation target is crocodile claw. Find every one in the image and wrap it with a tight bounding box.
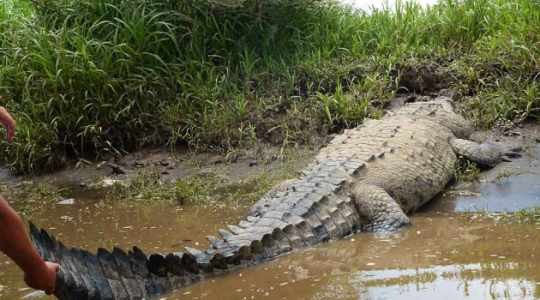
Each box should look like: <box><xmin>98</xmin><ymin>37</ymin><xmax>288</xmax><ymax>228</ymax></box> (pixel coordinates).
<box><xmin>501</xmin><ymin>146</ymin><xmax>522</xmax><ymax>162</ymax></box>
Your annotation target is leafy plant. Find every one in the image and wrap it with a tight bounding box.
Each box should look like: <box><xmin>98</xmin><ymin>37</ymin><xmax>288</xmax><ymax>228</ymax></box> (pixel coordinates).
<box><xmin>1</xmin><ymin>0</ymin><xmax>540</xmax><ymax>173</ymax></box>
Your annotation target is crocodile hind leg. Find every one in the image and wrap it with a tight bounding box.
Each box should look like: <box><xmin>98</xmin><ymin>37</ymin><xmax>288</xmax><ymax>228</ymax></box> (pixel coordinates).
<box><xmin>450</xmin><ymin>138</ymin><xmax>521</xmax><ymax>167</ymax></box>
<box><xmin>351</xmin><ymin>184</ymin><xmax>410</xmax><ymax>232</ymax></box>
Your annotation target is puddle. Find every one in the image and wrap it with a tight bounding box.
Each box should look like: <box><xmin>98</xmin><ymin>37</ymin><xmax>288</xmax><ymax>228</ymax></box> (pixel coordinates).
<box><xmin>358</xmin><ymin>263</ymin><xmax>536</xmax><ymax>300</ymax></box>
<box><xmin>433</xmin><ymin>145</ymin><xmax>540</xmax><ymax>213</ymax></box>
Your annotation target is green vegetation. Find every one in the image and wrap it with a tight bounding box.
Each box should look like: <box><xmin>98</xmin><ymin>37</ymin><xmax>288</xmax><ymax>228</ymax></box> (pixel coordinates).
<box><xmin>1</xmin><ymin>0</ymin><xmax>540</xmax><ymax>173</ymax></box>
<box><xmin>492</xmin><ymin>207</ymin><xmax>540</xmax><ymax>224</ymax></box>
<box><xmin>454</xmin><ymin>158</ymin><xmax>481</xmax><ymax>182</ymax></box>
<box><xmin>109</xmin><ymin>169</ymin><xmax>285</xmax><ymax>205</ymax></box>
<box><xmin>0</xmin><ymin>182</ymin><xmax>67</xmax><ymax>215</ymax></box>
<box><xmin>509</xmin><ymin>208</ymin><xmax>540</xmax><ymax>224</ymax></box>
<box><xmin>109</xmin><ymin>171</ymin><xmax>222</xmax><ymax>204</ymax></box>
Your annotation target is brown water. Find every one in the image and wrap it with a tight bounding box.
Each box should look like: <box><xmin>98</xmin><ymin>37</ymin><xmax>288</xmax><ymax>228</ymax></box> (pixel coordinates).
<box><xmin>177</xmin><ymin>213</ymin><xmax>540</xmax><ymax>300</ymax></box>
<box><xmin>0</xmin><ymin>196</ymin><xmax>248</xmax><ymax>299</ymax></box>
<box><xmin>2</xmin><ymin>197</ymin><xmax>539</xmax><ymax>300</ymax></box>
<box><xmin>1</xmin><ymin>145</ymin><xmax>540</xmax><ymax>299</ymax></box>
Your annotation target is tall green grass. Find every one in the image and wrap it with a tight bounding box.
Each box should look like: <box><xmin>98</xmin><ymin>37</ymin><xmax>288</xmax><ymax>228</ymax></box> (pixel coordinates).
<box><xmin>1</xmin><ymin>0</ymin><xmax>540</xmax><ymax>173</ymax></box>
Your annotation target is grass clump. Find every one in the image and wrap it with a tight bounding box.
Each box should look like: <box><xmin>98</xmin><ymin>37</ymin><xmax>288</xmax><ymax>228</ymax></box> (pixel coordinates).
<box><xmin>493</xmin><ymin>208</ymin><xmax>540</xmax><ymax>224</ymax></box>
<box><xmin>1</xmin><ymin>0</ymin><xmax>540</xmax><ymax>173</ymax></box>
<box><xmin>108</xmin><ymin>169</ymin><xmax>281</xmax><ymax>205</ymax></box>
<box><xmin>463</xmin><ymin>80</ymin><xmax>540</xmax><ymax>128</ymax></box>
<box><xmin>454</xmin><ymin>159</ymin><xmax>481</xmax><ymax>182</ymax></box>
<box><xmin>509</xmin><ymin>208</ymin><xmax>540</xmax><ymax>224</ymax></box>
<box><xmin>0</xmin><ymin>182</ymin><xmax>67</xmax><ymax>216</ymax></box>
<box><xmin>108</xmin><ymin>171</ymin><xmax>220</xmax><ymax>204</ymax></box>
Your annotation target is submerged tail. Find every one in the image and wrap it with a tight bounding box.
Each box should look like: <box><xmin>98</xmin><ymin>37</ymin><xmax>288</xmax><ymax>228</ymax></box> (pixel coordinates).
<box><xmin>30</xmin><ymin>222</ymin><xmax>205</xmax><ymax>299</ymax></box>
<box><xmin>30</xmin><ymin>160</ymin><xmax>365</xmax><ymax>299</ymax></box>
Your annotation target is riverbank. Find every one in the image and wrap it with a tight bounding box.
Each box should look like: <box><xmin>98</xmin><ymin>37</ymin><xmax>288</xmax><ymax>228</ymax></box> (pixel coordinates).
<box><xmin>1</xmin><ymin>92</ymin><xmax>536</xmax><ymax>221</ymax></box>
<box><xmin>1</xmin><ymin>0</ymin><xmax>539</xmax><ymax>174</ymax></box>
<box><xmin>0</xmin><ymin>143</ymin><xmax>318</xmax><ymax>220</ymax></box>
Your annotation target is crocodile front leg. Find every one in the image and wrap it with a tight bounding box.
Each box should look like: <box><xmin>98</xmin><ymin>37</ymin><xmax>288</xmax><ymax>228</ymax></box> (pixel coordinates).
<box><xmin>450</xmin><ymin>138</ymin><xmax>521</xmax><ymax>167</ymax></box>
<box><xmin>351</xmin><ymin>184</ymin><xmax>410</xmax><ymax>232</ymax></box>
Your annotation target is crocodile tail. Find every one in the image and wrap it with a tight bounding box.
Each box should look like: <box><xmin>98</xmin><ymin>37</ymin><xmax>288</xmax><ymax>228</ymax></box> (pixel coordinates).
<box><xmin>28</xmin><ymin>168</ymin><xmax>362</xmax><ymax>299</ymax></box>
<box><xmin>28</xmin><ymin>213</ymin><xmax>323</xmax><ymax>299</ymax></box>
<box><xmin>29</xmin><ymin>220</ymin><xmax>295</xmax><ymax>300</ymax></box>
<box><xmin>29</xmin><ymin>223</ymin><xmax>204</xmax><ymax>300</ymax></box>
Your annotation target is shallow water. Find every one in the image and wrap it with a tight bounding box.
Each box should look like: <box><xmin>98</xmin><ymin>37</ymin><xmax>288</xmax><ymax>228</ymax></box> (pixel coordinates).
<box><xmin>172</xmin><ymin>213</ymin><xmax>540</xmax><ymax>300</ymax></box>
<box><xmin>0</xmin><ymin>196</ymin><xmax>248</xmax><ymax>299</ymax></box>
<box><xmin>3</xmin><ymin>208</ymin><xmax>539</xmax><ymax>300</ymax></box>
<box><xmin>1</xmin><ymin>146</ymin><xmax>540</xmax><ymax>299</ymax></box>
<box><xmin>433</xmin><ymin>145</ymin><xmax>540</xmax><ymax>213</ymax></box>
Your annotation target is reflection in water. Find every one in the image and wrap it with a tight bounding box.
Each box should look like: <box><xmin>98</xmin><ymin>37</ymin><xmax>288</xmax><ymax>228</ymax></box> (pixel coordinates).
<box><xmin>453</xmin><ymin>176</ymin><xmax>540</xmax><ymax>213</ymax></box>
<box><xmin>356</xmin><ymin>263</ymin><xmax>536</xmax><ymax>300</ymax></box>
<box><xmin>173</xmin><ymin>215</ymin><xmax>540</xmax><ymax>300</ymax></box>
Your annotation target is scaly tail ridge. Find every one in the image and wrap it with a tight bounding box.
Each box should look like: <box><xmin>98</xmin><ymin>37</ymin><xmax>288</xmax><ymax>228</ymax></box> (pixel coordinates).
<box><xmin>29</xmin><ymin>158</ymin><xmax>365</xmax><ymax>299</ymax></box>
<box><xmin>29</xmin><ymin>223</ymin><xmax>206</xmax><ymax>299</ymax></box>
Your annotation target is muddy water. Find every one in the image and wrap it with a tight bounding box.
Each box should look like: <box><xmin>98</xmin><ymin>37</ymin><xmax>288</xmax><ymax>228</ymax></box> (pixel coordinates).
<box><xmin>0</xmin><ymin>196</ymin><xmax>249</xmax><ymax>299</ymax></box>
<box><xmin>176</xmin><ymin>214</ymin><xmax>540</xmax><ymax>300</ymax></box>
<box><xmin>2</xmin><ymin>197</ymin><xmax>539</xmax><ymax>299</ymax></box>
<box><xmin>1</xmin><ymin>146</ymin><xmax>540</xmax><ymax>299</ymax></box>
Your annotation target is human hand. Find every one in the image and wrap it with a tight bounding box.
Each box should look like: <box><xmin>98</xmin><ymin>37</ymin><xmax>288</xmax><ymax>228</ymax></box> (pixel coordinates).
<box><xmin>0</xmin><ymin>106</ymin><xmax>16</xmax><ymax>143</ymax></box>
<box><xmin>24</xmin><ymin>261</ymin><xmax>59</xmax><ymax>295</ymax></box>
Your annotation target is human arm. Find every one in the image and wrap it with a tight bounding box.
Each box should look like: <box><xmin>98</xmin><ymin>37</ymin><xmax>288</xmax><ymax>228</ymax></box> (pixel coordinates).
<box><xmin>0</xmin><ymin>196</ymin><xmax>58</xmax><ymax>294</ymax></box>
<box><xmin>0</xmin><ymin>106</ymin><xmax>58</xmax><ymax>294</ymax></box>
<box><xmin>0</xmin><ymin>106</ymin><xmax>15</xmax><ymax>142</ymax></box>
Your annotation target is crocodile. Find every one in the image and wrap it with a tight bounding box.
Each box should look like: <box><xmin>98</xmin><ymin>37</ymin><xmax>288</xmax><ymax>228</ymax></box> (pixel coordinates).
<box><xmin>29</xmin><ymin>97</ymin><xmax>520</xmax><ymax>300</ymax></box>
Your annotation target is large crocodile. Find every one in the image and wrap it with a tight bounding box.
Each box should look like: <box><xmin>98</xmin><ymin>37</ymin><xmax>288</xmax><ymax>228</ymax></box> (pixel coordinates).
<box><xmin>30</xmin><ymin>97</ymin><xmax>520</xmax><ymax>299</ymax></box>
